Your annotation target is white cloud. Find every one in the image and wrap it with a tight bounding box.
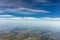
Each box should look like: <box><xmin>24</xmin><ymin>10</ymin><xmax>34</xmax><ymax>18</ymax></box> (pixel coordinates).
<box><xmin>0</xmin><ymin>17</ymin><xmax>60</xmax><ymax>31</ymax></box>
<box><xmin>0</xmin><ymin>15</ymin><xmax>13</xmax><ymax>17</ymax></box>
<box><xmin>0</xmin><ymin>15</ymin><xmax>15</xmax><ymax>18</ymax></box>
<box><xmin>0</xmin><ymin>16</ymin><xmax>60</xmax><ymax>21</ymax></box>
<box><xmin>11</xmin><ymin>17</ymin><xmax>60</xmax><ymax>21</ymax></box>
<box><xmin>0</xmin><ymin>10</ymin><xmax>4</xmax><ymax>13</ymax></box>
<box><xmin>18</xmin><ymin>8</ymin><xmax>49</xmax><ymax>13</ymax></box>
<box><xmin>0</xmin><ymin>15</ymin><xmax>59</xmax><ymax>21</ymax></box>
<box><xmin>3</xmin><ymin>7</ymin><xmax>50</xmax><ymax>14</ymax></box>
<box><xmin>41</xmin><ymin>17</ymin><xmax>60</xmax><ymax>21</ymax></box>
<box><xmin>34</xmin><ymin>0</ymin><xmax>48</xmax><ymax>2</ymax></box>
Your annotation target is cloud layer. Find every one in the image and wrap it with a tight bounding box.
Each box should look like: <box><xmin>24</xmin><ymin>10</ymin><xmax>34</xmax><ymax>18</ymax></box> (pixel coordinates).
<box><xmin>34</xmin><ymin>0</ymin><xmax>48</xmax><ymax>2</ymax></box>
<box><xmin>0</xmin><ymin>15</ymin><xmax>60</xmax><ymax>21</ymax></box>
<box><xmin>0</xmin><ymin>15</ymin><xmax>60</xmax><ymax>31</ymax></box>
<box><xmin>0</xmin><ymin>0</ymin><xmax>59</xmax><ymax>8</ymax></box>
<box><xmin>0</xmin><ymin>7</ymin><xmax>50</xmax><ymax>15</ymax></box>
<box><xmin>0</xmin><ymin>17</ymin><xmax>60</xmax><ymax>31</ymax></box>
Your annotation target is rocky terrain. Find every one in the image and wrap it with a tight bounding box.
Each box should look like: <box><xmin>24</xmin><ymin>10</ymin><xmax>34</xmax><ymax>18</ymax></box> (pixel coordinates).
<box><xmin>0</xmin><ymin>27</ymin><xmax>60</xmax><ymax>40</ymax></box>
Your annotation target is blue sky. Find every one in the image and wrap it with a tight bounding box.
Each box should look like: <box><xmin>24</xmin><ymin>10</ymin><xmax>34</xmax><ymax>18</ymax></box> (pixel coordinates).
<box><xmin>0</xmin><ymin>0</ymin><xmax>60</xmax><ymax>30</ymax></box>
<box><xmin>0</xmin><ymin>0</ymin><xmax>60</xmax><ymax>18</ymax></box>
<box><xmin>0</xmin><ymin>0</ymin><xmax>60</xmax><ymax>21</ymax></box>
